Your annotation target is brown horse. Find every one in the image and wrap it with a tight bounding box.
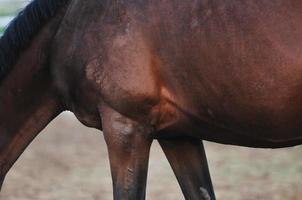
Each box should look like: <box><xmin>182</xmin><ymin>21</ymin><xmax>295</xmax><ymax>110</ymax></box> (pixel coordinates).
<box><xmin>2</xmin><ymin>0</ymin><xmax>302</xmax><ymax>199</ymax></box>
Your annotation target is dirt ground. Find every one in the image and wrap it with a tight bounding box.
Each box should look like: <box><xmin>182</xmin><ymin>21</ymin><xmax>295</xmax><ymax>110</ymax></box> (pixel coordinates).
<box><xmin>1</xmin><ymin>112</ymin><xmax>302</xmax><ymax>200</ymax></box>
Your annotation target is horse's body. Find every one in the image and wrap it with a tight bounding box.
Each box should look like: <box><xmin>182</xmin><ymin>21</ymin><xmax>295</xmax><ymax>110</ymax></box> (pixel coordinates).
<box><xmin>1</xmin><ymin>0</ymin><xmax>302</xmax><ymax>199</ymax></box>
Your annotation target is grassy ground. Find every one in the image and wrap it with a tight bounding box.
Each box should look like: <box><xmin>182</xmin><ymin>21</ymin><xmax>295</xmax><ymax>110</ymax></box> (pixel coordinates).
<box><xmin>1</xmin><ymin>113</ymin><xmax>302</xmax><ymax>200</ymax></box>
<box><xmin>0</xmin><ymin>26</ymin><xmax>4</xmax><ymax>33</ymax></box>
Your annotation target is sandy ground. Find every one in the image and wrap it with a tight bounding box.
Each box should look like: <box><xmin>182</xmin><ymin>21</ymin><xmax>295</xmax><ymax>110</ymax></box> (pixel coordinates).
<box><xmin>1</xmin><ymin>112</ymin><xmax>302</xmax><ymax>200</ymax></box>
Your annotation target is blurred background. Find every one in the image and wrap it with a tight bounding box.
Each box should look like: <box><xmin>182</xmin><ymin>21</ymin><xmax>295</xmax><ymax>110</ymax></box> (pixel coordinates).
<box><xmin>0</xmin><ymin>0</ymin><xmax>27</xmax><ymax>35</ymax></box>
<box><xmin>1</xmin><ymin>1</ymin><xmax>302</xmax><ymax>199</ymax></box>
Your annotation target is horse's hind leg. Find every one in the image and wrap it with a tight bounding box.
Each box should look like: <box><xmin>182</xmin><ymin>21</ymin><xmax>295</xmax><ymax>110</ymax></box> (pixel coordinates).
<box><xmin>159</xmin><ymin>138</ymin><xmax>215</xmax><ymax>200</ymax></box>
<box><xmin>100</xmin><ymin>104</ymin><xmax>153</xmax><ymax>200</ymax></box>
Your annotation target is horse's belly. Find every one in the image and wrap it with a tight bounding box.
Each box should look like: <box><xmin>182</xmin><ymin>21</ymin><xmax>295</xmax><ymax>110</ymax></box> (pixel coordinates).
<box><xmin>156</xmin><ymin>80</ymin><xmax>302</xmax><ymax>147</ymax></box>
<box><xmin>157</xmin><ymin>101</ymin><xmax>302</xmax><ymax>148</ymax></box>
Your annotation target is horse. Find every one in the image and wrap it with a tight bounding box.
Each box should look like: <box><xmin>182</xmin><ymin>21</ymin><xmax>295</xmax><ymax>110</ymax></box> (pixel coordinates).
<box><xmin>2</xmin><ymin>0</ymin><xmax>302</xmax><ymax>199</ymax></box>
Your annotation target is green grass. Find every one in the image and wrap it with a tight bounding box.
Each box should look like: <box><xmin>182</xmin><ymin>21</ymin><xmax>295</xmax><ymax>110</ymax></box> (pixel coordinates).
<box><xmin>0</xmin><ymin>26</ymin><xmax>5</xmax><ymax>35</ymax></box>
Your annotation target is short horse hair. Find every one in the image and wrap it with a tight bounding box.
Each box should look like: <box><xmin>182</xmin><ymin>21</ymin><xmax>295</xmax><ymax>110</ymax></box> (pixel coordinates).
<box><xmin>0</xmin><ymin>0</ymin><xmax>69</xmax><ymax>83</ymax></box>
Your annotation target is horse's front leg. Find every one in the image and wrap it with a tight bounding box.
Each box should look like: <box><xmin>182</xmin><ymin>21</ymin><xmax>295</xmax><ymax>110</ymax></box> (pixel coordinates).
<box><xmin>100</xmin><ymin>104</ymin><xmax>153</xmax><ymax>200</ymax></box>
<box><xmin>159</xmin><ymin>138</ymin><xmax>215</xmax><ymax>200</ymax></box>
<box><xmin>0</xmin><ymin>176</ymin><xmax>5</xmax><ymax>191</ymax></box>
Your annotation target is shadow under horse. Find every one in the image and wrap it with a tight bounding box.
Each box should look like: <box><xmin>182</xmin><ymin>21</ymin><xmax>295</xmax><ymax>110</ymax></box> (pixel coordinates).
<box><xmin>2</xmin><ymin>0</ymin><xmax>302</xmax><ymax>199</ymax></box>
